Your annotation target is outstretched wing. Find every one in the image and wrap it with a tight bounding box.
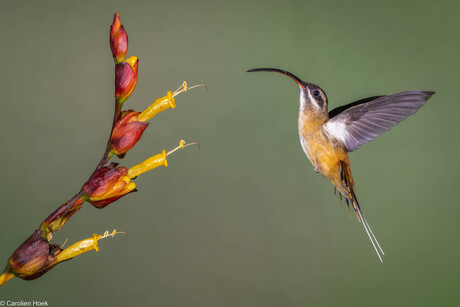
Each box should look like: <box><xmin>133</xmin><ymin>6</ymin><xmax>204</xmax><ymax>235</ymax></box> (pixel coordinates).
<box><xmin>324</xmin><ymin>90</ymin><xmax>435</xmax><ymax>152</ymax></box>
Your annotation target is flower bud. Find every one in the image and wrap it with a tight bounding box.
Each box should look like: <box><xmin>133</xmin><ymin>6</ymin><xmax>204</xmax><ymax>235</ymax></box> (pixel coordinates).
<box><xmin>6</xmin><ymin>230</ymin><xmax>62</xmax><ymax>281</ymax></box>
<box><xmin>110</xmin><ymin>12</ymin><xmax>128</xmax><ymax>64</ymax></box>
<box><xmin>83</xmin><ymin>163</ymin><xmax>136</xmax><ymax>208</ymax></box>
<box><xmin>115</xmin><ymin>56</ymin><xmax>138</xmax><ymax>103</ymax></box>
<box><xmin>110</xmin><ymin>110</ymin><xmax>149</xmax><ymax>158</ymax></box>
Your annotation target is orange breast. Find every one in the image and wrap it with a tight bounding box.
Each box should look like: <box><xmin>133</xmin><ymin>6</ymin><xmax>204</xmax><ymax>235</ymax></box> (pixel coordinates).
<box><xmin>298</xmin><ymin>111</ymin><xmax>349</xmax><ymax>184</ymax></box>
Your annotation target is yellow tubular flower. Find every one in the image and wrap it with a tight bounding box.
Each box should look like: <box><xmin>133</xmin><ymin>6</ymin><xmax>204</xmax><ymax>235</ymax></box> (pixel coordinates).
<box><xmin>128</xmin><ymin>150</ymin><xmax>168</xmax><ymax>178</ymax></box>
<box><xmin>137</xmin><ymin>91</ymin><xmax>175</xmax><ymax>122</ymax></box>
<box><xmin>128</xmin><ymin>140</ymin><xmax>198</xmax><ymax>179</ymax></box>
<box><xmin>137</xmin><ymin>81</ymin><xmax>208</xmax><ymax>122</ymax></box>
<box><xmin>0</xmin><ymin>229</ymin><xmax>124</xmax><ymax>287</ymax></box>
<box><xmin>54</xmin><ymin>230</ymin><xmax>124</xmax><ymax>264</ymax></box>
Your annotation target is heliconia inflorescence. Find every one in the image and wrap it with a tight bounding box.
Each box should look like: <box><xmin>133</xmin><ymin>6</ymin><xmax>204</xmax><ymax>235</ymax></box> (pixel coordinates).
<box><xmin>0</xmin><ymin>12</ymin><xmax>205</xmax><ymax>288</ymax></box>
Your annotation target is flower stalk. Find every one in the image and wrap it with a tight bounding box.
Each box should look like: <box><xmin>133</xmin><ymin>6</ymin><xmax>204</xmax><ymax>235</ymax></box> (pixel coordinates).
<box><xmin>0</xmin><ymin>12</ymin><xmax>204</xmax><ymax>288</ymax></box>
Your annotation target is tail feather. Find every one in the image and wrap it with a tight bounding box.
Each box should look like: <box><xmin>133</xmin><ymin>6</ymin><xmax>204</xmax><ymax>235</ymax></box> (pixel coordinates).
<box><xmin>351</xmin><ymin>192</ymin><xmax>384</xmax><ymax>263</ymax></box>
<box><xmin>339</xmin><ymin>161</ymin><xmax>384</xmax><ymax>262</ymax></box>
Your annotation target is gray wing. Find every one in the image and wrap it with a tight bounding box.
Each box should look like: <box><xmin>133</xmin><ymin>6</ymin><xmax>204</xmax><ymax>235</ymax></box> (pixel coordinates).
<box><xmin>324</xmin><ymin>90</ymin><xmax>435</xmax><ymax>152</ymax></box>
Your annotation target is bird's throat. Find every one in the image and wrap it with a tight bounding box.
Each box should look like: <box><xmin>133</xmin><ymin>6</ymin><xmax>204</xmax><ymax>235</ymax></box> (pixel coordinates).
<box><xmin>298</xmin><ymin>109</ymin><xmax>328</xmax><ymax>137</ymax></box>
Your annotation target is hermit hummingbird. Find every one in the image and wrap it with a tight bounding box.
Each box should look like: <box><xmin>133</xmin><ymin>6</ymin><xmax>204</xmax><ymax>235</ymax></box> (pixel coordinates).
<box><xmin>247</xmin><ymin>68</ymin><xmax>435</xmax><ymax>262</ymax></box>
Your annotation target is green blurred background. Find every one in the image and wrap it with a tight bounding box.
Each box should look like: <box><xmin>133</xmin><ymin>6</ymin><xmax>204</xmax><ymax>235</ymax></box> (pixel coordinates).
<box><xmin>0</xmin><ymin>0</ymin><xmax>458</xmax><ymax>306</ymax></box>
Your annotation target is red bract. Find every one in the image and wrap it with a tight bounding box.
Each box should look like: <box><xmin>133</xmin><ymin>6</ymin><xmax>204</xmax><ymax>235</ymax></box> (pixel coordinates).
<box><xmin>115</xmin><ymin>56</ymin><xmax>138</xmax><ymax>103</ymax></box>
<box><xmin>111</xmin><ymin>111</ymin><xmax>149</xmax><ymax>158</ymax></box>
<box><xmin>83</xmin><ymin>163</ymin><xmax>136</xmax><ymax>208</ymax></box>
<box><xmin>110</xmin><ymin>12</ymin><xmax>128</xmax><ymax>64</ymax></box>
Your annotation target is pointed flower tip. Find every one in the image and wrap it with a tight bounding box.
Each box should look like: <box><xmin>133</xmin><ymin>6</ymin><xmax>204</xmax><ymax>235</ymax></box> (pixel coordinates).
<box><xmin>125</xmin><ymin>56</ymin><xmax>138</xmax><ymax>69</ymax></box>
<box><xmin>111</xmin><ymin>12</ymin><xmax>121</xmax><ymax>32</ymax></box>
<box><xmin>110</xmin><ymin>12</ymin><xmax>128</xmax><ymax>64</ymax></box>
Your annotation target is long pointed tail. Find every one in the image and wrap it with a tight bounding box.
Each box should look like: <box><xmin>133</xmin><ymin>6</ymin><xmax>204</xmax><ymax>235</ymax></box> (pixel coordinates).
<box><xmin>339</xmin><ymin>160</ymin><xmax>384</xmax><ymax>262</ymax></box>
<box><xmin>351</xmin><ymin>192</ymin><xmax>385</xmax><ymax>263</ymax></box>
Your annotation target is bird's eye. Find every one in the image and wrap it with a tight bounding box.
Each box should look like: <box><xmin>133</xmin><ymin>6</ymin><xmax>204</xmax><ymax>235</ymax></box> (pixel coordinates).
<box><xmin>313</xmin><ymin>90</ymin><xmax>320</xmax><ymax>97</ymax></box>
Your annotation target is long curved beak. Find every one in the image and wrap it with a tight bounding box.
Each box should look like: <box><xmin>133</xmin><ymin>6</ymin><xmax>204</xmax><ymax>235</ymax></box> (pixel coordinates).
<box><xmin>247</xmin><ymin>68</ymin><xmax>306</xmax><ymax>89</ymax></box>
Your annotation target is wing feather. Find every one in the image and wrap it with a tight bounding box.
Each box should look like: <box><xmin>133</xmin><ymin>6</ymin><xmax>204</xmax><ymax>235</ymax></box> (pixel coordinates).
<box><xmin>325</xmin><ymin>90</ymin><xmax>435</xmax><ymax>152</ymax></box>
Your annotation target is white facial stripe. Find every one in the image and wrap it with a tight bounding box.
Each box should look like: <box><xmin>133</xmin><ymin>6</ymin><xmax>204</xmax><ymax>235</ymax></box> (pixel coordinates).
<box><xmin>306</xmin><ymin>88</ymin><xmax>321</xmax><ymax>110</ymax></box>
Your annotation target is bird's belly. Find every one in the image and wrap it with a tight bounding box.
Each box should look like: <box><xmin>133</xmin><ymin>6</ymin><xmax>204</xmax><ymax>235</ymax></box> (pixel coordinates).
<box><xmin>300</xmin><ymin>134</ymin><xmax>344</xmax><ymax>179</ymax></box>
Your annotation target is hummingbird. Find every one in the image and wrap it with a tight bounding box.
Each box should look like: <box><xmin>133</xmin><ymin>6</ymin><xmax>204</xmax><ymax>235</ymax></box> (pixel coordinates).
<box><xmin>247</xmin><ymin>68</ymin><xmax>435</xmax><ymax>262</ymax></box>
